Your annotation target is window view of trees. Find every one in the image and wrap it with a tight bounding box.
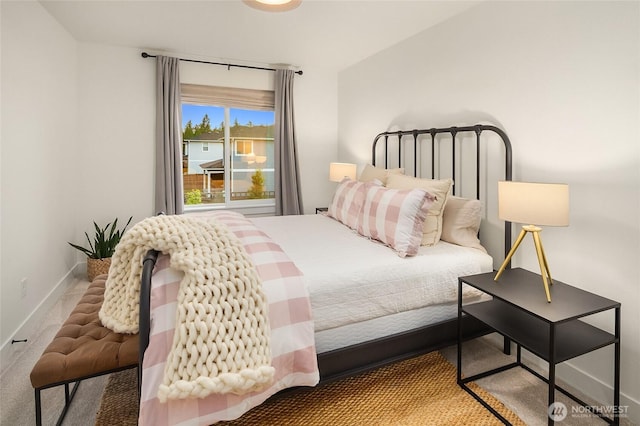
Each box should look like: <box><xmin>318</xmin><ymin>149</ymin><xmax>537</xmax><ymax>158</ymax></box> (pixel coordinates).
<box><xmin>182</xmin><ymin>105</ymin><xmax>275</xmax><ymax>206</ymax></box>
<box><xmin>183</xmin><ymin>114</ymin><xmax>220</xmax><ymax>140</ymax></box>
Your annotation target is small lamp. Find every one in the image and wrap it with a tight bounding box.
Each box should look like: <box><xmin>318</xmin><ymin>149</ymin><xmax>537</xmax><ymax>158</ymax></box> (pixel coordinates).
<box><xmin>329</xmin><ymin>162</ymin><xmax>357</xmax><ymax>182</ymax></box>
<box><xmin>494</xmin><ymin>181</ymin><xmax>569</xmax><ymax>302</ymax></box>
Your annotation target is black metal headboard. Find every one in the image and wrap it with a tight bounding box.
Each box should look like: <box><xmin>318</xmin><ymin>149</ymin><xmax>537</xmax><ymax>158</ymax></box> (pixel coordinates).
<box><xmin>371</xmin><ymin>124</ymin><xmax>513</xmax><ymax>260</ymax></box>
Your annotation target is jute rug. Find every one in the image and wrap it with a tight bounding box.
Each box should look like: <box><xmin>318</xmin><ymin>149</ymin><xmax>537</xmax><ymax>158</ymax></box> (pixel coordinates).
<box><xmin>96</xmin><ymin>352</ymin><xmax>525</xmax><ymax>425</ymax></box>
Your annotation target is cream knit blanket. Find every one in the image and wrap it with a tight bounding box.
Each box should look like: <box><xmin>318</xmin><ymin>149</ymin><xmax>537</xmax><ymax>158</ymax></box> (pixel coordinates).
<box><xmin>99</xmin><ymin>215</ymin><xmax>274</xmax><ymax>402</ymax></box>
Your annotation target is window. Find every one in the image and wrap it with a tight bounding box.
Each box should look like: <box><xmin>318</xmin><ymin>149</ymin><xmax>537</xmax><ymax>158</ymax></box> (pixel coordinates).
<box><xmin>180</xmin><ymin>84</ymin><xmax>276</xmax><ymax>211</ymax></box>
<box><xmin>235</xmin><ymin>140</ymin><xmax>254</xmax><ymax>156</ymax></box>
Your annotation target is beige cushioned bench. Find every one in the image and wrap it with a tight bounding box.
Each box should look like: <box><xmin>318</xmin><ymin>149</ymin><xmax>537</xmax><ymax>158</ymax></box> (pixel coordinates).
<box><xmin>30</xmin><ymin>274</ymin><xmax>138</xmax><ymax>425</ymax></box>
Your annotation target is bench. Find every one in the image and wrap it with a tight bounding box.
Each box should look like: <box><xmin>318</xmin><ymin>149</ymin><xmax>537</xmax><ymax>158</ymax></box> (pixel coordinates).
<box><xmin>29</xmin><ymin>274</ymin><xmax>139</xmax><ymax>426</ymax></box>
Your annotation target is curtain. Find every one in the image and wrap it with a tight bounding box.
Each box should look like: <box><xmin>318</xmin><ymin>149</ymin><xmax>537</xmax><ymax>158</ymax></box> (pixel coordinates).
<box><xmin>155</xmin><ymin>56</ymin><xmax>183</xmax><ymax>215</ymax></box>
<box><xmin>274</xmin><ymin>69</ymin><xmax>304</xmax><ymax>215</ymax></box>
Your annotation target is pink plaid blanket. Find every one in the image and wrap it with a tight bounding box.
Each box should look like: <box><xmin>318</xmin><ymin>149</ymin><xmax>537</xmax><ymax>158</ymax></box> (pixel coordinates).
<box><xmin>139</xmin><ymin>211</ymin><xmax>319</xmax><ymax>425</ymax></box>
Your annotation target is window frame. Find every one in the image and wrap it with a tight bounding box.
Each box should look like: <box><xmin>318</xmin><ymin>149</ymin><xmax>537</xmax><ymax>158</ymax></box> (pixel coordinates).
<box><xmin>181</xmin><ymin>84</ymin><xmax>276</xmax><ymax>214</ymax></box>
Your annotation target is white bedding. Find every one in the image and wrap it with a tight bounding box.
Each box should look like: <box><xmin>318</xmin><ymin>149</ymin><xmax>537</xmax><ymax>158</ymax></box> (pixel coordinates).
<box><xmin>251</xmin><ymin>214</ymin><xmax>493</xmax><ymax>334</ymax></box>
<box><xmin>313</xmin><ymin>300</ymin><xmax>495</xmax><ymax>353</ymax></box>
<box><xmin>139</xmin><ymin>211</ymin><xmax>494</xmax><ymax>424</ymax></box>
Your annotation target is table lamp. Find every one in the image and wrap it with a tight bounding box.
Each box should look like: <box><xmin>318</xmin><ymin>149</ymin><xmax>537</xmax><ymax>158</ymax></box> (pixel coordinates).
<box><xmin>494</xmin><ymin>181</ymin><xmax>569</xmax><ymax>302</ymax></box>
<box><xmin>329</xmin><ymin>162</ymin><xmax>357</xmax><ymax>182</ymax></box>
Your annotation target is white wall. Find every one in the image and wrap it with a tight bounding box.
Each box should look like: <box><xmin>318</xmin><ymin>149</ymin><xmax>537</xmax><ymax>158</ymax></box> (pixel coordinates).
<box><xmin>0</xmin><ymin>1</ymin><xmax>80</xmax><ymax>363</ymax></box>
<box><xmin>292</xmin><ymin>64</ymin><xmax>338</xmax><ymax>212</ymax></box>
<box><xmin>0</xmin><ymin>3</ymin><xmax>338</xmax><ymax>366</ymax></box>
<box><xmin>76</xmin><ymin>42</ymin><xmax>156</xmax><ymax>226</ymax></box>
<box><xmin>338</xmin><ymin>1</ymin><xmax>639</xmax><ymax>421</ymax></box>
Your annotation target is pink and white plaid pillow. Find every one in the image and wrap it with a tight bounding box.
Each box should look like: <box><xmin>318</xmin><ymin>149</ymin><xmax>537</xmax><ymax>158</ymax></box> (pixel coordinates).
<box><xmin>358</xmin><ymin>186</ymin><xmax>435</xmax><ymax>257</ymax></box>
<box><xmin>328</xmin><ymin>178</ymin><xmax>379</xmax><ymax>230</ymax></box>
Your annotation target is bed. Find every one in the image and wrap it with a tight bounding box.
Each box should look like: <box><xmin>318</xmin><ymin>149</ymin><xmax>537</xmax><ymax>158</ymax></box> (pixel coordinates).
<box><xmin>135</xmin><ymin>124</ymin><xmax>513</xmax><ymax>425</ymax></box>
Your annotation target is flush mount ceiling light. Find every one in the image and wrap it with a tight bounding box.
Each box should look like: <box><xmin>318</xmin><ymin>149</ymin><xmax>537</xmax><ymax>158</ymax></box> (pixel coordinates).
<box><xmin>243</xmin><ymin>0</ymin><xmax>302</xmax><ymax>12</ymax></box>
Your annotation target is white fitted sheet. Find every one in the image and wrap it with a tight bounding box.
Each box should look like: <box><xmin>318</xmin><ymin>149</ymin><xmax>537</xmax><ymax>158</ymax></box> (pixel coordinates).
<box><xmin>251</xmin><ymin>214</ymin><xmax>493</xmax><ymax>334</ymax></box>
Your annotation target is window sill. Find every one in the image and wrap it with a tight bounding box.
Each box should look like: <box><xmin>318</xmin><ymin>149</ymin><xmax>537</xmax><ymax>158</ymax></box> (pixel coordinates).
<box><xmin>184</xmin><ymin>201</ymin><xmax>276</xmax><ymax>217</ymax></box>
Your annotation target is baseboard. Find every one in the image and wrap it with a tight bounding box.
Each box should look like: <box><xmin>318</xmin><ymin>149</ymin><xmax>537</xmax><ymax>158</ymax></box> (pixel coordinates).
<box><xmin>0</xmin><ymin>262</ymin><xmax>83</xmax><ymax>377</ymax></box>
<box><xmin>558</xmin><ymin>359</ymin><xmax>639</xmax><ymax>424</ymax></box>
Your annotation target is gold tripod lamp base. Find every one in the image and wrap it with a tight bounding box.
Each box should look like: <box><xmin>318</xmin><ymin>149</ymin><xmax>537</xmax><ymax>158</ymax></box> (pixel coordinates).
<box><xmin>494</xmin><ymin>225</ymin><xmax>554</xmax><ymax>302</ymax></box>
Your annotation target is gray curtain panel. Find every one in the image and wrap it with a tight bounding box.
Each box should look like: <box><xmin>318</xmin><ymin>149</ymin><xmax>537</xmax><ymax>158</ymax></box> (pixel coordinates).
<box><xmin>274</xmin><ymin>69</ymin><xmax>304</xmax><ymax>215</ymax></box>
<box><xmin>155</xmin><ymin>55</ymin><xmax>184</xmax><ymax>215</ymax></box>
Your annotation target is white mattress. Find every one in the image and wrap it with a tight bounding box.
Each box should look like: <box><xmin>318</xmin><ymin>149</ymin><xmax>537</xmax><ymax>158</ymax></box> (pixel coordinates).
<box><xmin>251</xmin><ymin>214</ymin><xmax>493</xmax><ymax>337</ymax></box>
<box><xmin>313</xmin><ymin>298</ymin><xmax>489</xmax><ymax>353</ymax></box>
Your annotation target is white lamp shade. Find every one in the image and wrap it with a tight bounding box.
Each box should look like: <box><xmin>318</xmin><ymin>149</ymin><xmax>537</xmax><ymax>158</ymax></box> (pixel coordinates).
<box><xmin>498</xmin><ymin>181</ymin><xmax>569</xmax><ymax>226</ymax></box>
<box><xmin>329</xmin><ymin>162</ymin><xmax>357</xmax><ymax>182</ymax></box>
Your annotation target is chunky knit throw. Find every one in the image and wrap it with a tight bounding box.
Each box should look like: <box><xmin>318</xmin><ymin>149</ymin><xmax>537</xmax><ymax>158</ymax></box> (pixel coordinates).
<box><xmin>99</xmin><ymin>215</ymin><xmax>274</xmax><ymax>402</ymax></box>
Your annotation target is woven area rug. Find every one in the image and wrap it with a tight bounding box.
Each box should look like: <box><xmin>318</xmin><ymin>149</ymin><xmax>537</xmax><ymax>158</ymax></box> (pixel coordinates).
<box><xmin>96</xmin><ymin>352</ymin><xmax>525</xmax><ymax>425</ymax></box>
<box><xmin>95</xmin><ymin>368</ymin><xmax>139</xmax><ymax>426</ymax></box>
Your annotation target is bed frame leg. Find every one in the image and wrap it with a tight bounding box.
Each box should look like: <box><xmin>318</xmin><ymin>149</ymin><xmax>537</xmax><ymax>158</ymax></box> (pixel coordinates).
<box><xmin>503</xmin><ymin>336</ymin><xmax>511</xmax><ymax>355</ymax></box>
<box><xmin>137</xmin><ymin>365</ymin><xmax>142</xmax><ymax>405</ymax></box>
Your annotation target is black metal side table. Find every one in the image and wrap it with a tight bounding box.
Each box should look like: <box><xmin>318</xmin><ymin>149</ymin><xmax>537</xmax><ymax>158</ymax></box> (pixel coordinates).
<box><xmin>458</xmin><ymin>268</ymin><xmax>621</xmax><ymax>425</ymax></box>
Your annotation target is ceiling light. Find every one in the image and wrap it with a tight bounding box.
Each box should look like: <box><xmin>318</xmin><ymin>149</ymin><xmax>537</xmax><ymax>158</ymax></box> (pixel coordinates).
<box><xmin>243</xmin><ymin>0</ymin><xmax>301</xmax><ymax>12</ymax></box>
<box><xmin>257</xmin><ymin>0</ymin><xmax>294</xmax><ymax>4</ymax></box>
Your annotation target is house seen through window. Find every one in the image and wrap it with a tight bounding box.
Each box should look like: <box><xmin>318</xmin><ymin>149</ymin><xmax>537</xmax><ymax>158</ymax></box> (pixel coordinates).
<box><xmin>182</xmin><ymin>104</ymin><xmax>275</xmax><ymax>207</ymax></box>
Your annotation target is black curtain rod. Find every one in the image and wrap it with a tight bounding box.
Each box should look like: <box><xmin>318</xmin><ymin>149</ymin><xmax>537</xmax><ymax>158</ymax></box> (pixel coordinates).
<box><xmin>141</xmin><ymin>52</ymin><xmax>303</xmax><ymax>75</ymax></box>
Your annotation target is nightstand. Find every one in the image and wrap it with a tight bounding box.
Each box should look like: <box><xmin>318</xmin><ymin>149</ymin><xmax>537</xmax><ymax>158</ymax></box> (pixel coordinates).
<box><xmin>458</xmin><ymin>268</ymin><xmax>621</xmax><ymax>425</ymax></box>
<box><xmin>315</xmin><ymin>207</ymin><xmax>328</xmax><ymax>214</ymax></box>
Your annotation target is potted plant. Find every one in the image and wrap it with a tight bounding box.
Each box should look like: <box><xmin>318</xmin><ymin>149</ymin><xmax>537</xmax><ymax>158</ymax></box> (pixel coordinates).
<box><xmin>68</xmin><ymin>217</ymin><xmax>132</xmax><ymax>281</ymax></box>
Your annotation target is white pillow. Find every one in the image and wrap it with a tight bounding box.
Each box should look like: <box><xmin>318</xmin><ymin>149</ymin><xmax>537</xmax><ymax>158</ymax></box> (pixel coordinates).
<box><xmin>441</xmin><ymin>196</ymin><xmax>486</xmax><ymax>252</ymax></box>
<box><xmin>358</xmin><ymin>164</ymin><xmax>404</xmax><ymax>185</ymax></box>
<box><xmin>357</xmin><ymin>185</ymin><xmax>435</xmax><ymax>257</ymax></box>
<box><xmin>385</xmin><ymin>174</ymin><xmax>452</xmax><ymax>246</ymax></box>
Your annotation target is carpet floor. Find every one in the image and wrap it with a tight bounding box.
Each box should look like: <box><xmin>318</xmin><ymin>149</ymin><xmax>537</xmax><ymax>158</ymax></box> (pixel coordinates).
<box><xmin>97</xmin><ymin>351</ymin><xmax>524</xmax><ymax>425</ymax></box>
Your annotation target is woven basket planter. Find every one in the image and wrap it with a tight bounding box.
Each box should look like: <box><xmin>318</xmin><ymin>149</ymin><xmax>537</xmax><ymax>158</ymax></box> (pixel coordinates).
<box><xmin>87</xmin><ymin>257</ymin><xmax>112</xmax><ymax>282</ymax></box>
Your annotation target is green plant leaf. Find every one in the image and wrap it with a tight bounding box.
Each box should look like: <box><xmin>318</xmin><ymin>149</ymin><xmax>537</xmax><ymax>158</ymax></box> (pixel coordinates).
<box><xmin>84</xmin><ymin>231</ymin><xmax>96</xmax><ymax>257</ymax></box>
<box><xmin>68</xmin><ymin>242</ymin><xmax>93</xmax><ymax>258</ymax></box>
<box><xmin>68</xmin><ymin>216</ymin><xmax>133</xmax><ymax>259</ymax></box>
<box><xmin>108</xmin><ymin>218</ymin><xmax>118</xmax><ymax>241</ymax></box>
